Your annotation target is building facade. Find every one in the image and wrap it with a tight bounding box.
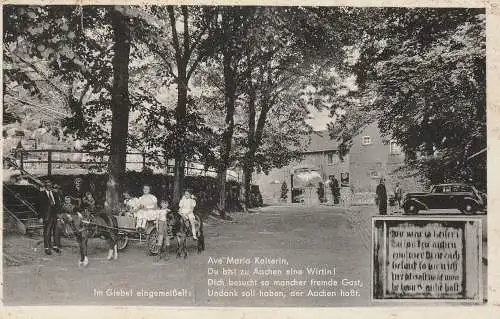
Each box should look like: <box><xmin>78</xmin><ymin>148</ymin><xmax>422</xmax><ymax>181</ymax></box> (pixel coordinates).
<box><xmin>254</xmin><ymin>122</ymin><xmax>421</xmax><ymax>204</ymax></box>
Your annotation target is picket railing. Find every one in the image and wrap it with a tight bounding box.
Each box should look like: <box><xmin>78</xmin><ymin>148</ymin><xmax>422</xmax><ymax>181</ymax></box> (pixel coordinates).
<box><xmin>13</xmin><ymin>149</ymin><xmax>241</xmax><ymax>181</ymax></box>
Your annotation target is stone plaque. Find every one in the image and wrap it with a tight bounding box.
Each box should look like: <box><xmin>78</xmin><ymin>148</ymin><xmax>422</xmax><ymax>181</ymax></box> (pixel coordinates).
<box><xmin>372</xmin><ymin>217</ymin><xmax>483</xmax><ymax>302</ymax></box>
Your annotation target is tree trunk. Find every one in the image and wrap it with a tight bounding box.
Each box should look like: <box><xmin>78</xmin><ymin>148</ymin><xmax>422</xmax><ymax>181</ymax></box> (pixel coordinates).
<box><xmin>172</xmin><ymin>78</ymin><xmax>188</xmax><ymax>206</ymax></box>
<box><xmin>217</xmin><ymin>42</ymin><xmax>237</xmax><ymax>212</ymax></box>
<box><xmin>217</xmin><ymin>169</ymin><xmax>227</xmax><ymax>212</ymax></box>
<box><xmin>243</xmin><ymin>158</ymin><xmax>253</xmax><ymax>210</ymax></box>
<box><xmin>239</xmin><ymin>169</ymin><xmax>248</xmax><ymax>213</ymax></box>
<box><xmin>244</xmin><ymin>83</ymin><xmax>257</xmax><ymax>209</ymax></box>
<box><xmin>107</xmin><ymin>7</ymin><xmax>131</xmax><ymax>212</ymax></box>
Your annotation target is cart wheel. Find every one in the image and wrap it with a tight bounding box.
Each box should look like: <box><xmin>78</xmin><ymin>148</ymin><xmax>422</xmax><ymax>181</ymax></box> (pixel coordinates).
<box><xmin>147</xmin><ymin>227</ymin><xmax>160</xmax><ymax>256</ymax></box>
<box><xmin>117</xmin><ymin>235</ymin><xmax>129</xmax><ymax>251</ymax></box>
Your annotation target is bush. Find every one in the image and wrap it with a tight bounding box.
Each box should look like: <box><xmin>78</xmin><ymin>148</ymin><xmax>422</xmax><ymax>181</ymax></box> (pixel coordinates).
<box><xmin>44</xmin><ymin>172</ymin><xmax>261</xmax><ymax>212</ymax></box>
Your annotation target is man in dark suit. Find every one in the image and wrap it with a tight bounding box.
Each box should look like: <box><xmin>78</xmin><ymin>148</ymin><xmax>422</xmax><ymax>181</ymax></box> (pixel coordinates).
<box><xmin>376</xmin><ymin>178</ymin><xmax>388</xmax><ymax>215</ymax></box>
<box><xmin>52</xmin><ymin>183</ymin><xmax>65</xmax><ymax>252</ymax></box>
<box><xmin>39</xmin><ymin>180</ymin><xmax>61</xmax><ymax>255</ymax></box>
<box><xmin>329</xmin><ymin>175</ymin><xmax>340</xmax><ymax>204</ymax></box>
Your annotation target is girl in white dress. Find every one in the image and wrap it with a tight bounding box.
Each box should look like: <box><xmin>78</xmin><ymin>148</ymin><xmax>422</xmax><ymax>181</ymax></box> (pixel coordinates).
<box><xmin>135</xmin><ymin>185</ymin><xmax>158</xmax><ymax>230</ymax></box>
<box><xmin>178</xmin><ymin>190</ymin><xmax>197</xmax><ymax>240</ymax></box>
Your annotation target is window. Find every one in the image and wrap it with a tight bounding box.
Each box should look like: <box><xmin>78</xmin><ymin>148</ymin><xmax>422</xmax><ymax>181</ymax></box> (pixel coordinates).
<box><xmin>369</xmin><ymin>170</ymin><xmax>379</xmax><ymax>179</ymax></box>
<box><xmin>390</xmin><ymin>141</ymin><xmax>401</xmax><ymax>154</ymax></box>
<box><xmin>433</xmin><ymin>186</ymin><xmax>443</xmax><ymax>193</ymax></box>
<box><xmin>327</xmin><ymin>152</ymin><xmax>338</xmax><ymax>165</ymax></box>
<box><xmin>452</xmin><ymin>185</ymin><xmax>472</xmax><ymax>192</ymax></box>
<box><xmin>433</xmin><ymin>185</ymin><xmax>452</xmax><ymax>193</ymax></box>
<box><xmin>362</xmin><ymin>136</ymin><xmax>372</xmax><ymax>145</ymax></box>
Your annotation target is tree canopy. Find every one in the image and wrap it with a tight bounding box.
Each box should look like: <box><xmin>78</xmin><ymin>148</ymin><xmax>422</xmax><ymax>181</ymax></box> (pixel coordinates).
<box><xmin>3</xmin><ymin>5</ymin><xmax>487</xmax><ymax>209</ymax></box>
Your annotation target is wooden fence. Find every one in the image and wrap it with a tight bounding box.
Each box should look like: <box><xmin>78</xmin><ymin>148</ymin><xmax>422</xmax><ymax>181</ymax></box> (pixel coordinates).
<box><xmin>15</xmin><ymin>149</ymin><xmax>240</xmax><ymax>181</ymax></box>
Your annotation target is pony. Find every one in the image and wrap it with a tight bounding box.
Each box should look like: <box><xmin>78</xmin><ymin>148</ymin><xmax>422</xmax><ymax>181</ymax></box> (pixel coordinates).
<box><xmin>62</xmin><ymin>209</ymin><xmax>119</xmax><ymax>267</ymax></box>
<box><xmin>164</xmin><ymin>211</ymin><xmax>204</xmax><ymax>259</ymax></box>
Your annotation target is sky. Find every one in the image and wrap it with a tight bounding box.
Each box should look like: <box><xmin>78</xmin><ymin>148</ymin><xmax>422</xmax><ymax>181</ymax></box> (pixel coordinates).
<box><xmin>306</xmin><ymin>108</ymin><xmax>331</xmax><ymax>131</ymax></box>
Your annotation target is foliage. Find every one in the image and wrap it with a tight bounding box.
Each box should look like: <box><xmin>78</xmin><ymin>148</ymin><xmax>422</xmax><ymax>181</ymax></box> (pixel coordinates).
<box><xmin>331</xmin><ymin>8</ymin><xmax>486</xmax><ymax>189</ymax></box>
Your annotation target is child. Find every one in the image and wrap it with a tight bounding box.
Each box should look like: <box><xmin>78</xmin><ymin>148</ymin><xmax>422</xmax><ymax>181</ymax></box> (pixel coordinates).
<box><xmin>61</xmin><ymin>195</ymin><xmax>75</xmax><ymax>215</ymax></box>
<box><xmin>81</xmin><ymin>192</ymin><xmax>96</xmax><ymax>216</ymax></box>
<box><xmin>178</xmin><ymin>190</ymin><xmax>197</xmax><ymax>240</ymax></box>
<box><xmin>156</xmin><ymin>200</ymin><xmax>171</xmax><ymax>260</ymax></box>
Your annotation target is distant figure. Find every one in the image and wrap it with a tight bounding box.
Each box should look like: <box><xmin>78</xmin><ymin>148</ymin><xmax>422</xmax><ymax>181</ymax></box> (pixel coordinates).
<box><xmin>317</xmin><ymin>182</ymin><xmax>325</xmax><ymax>203</ymax></box>
<box><xmin>394</xmin><ymin>182</ymin><xmax>403</xmax><ymax>208</ymax></box>
<box><xmin>330</xmin><ymin>176</ymin><xmax>340</xmax><ymax>204</ymax></box>
<box><xmin>376</xmin><ymin>178</ymin><xmax>388</xmax><ymax>215</ymax></box>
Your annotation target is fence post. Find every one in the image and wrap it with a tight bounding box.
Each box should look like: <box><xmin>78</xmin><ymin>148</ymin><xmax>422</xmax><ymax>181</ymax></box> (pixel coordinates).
<box><xmin>47</xmin><ymin>150</ymin><xmax>52</xmax><ymax>176</ymax></box>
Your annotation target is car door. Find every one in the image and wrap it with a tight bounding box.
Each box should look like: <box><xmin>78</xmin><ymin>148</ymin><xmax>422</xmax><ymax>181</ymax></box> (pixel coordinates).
<box><xmin>426</xmin><ymin>185</ymin><xmax>441</xmax><ymax>209</ymax></box>
<box><xmin>432</xmin><ymin>185</ymin><xmax>451</xmax><ymax>209</ymax></box>
<box><xmin>451</xmin><ymin>185</ymin><xmax>469</xmax><ymax>209</ymax></box>
<box><xmin>449</xmin><ymin>185</ymin><xmax>464</xmax><ymax>209</ymax></box>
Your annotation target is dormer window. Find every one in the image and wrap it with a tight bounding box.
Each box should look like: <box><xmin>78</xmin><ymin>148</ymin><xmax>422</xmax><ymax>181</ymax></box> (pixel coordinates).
<box><xmin>362</xmin><ymin>136</ymin><xmax>372</xmax><ymax>145</ymax></box>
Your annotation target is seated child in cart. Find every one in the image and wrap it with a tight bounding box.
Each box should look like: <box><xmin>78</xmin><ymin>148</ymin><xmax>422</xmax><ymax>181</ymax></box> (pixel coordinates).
<box><xmin>61</xmin><ymin>195</ymin><xmax>76</xmax><ymax>215</ymax></box>
<box><xmin>155</xmin><ymin>200</ymin><xmax>171</xmax><ymax>257</ymax></box>
<box><xmin>58</xmin><ymin>195</ymin><xmax>78</xmax><ymax>238</ymax></box>
<box><xmin>81</xmin><ymin>191</ymin><xmax>96</xmax><ymax>218</ymax></box>
<box><xmin>135</xmin><ymin>185</ymin><xmax>158</xmax><ymax>231</ymax></box>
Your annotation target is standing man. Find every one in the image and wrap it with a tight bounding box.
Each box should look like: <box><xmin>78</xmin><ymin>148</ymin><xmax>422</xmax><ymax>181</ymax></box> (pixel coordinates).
<box><xmin>39</xmin><ymin>180</ymin><xmax>60</xmax><ymax>255</ymax></box>
<box><xmin>52</xmin><ymin>183</ymin><xmax>65</xmax><ymax>250</ymax></box>
<box><xmin>394</xmin><ymin>182</ymin><xmax>403</xmax><ymax>208</ymax></box>
<box><xmin>376</xmin><ymin>178</ymin><xmax>388</xmax><ymax>215</ymax></box>
<box><xmin>317</xmin><ymin>182</ymin><xmax>325</xmax><ymax>203</ymax></box>
<box><xmin>330</xmin><ymin>175</ymin><xmax>340</xmax><ymax>205</ymax></box>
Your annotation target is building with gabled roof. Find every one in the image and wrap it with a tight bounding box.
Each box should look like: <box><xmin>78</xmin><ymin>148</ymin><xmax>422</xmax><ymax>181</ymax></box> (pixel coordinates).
<box><xmin>253</xmin><ymin>122</ymin><xmax>420</xmax><ymax>204</ymax></box>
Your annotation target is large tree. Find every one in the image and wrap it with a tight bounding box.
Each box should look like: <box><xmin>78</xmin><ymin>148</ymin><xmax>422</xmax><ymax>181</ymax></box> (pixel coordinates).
<box><xmin>235</xmin><ymin>7</ymin><xmax>361</xmax><ymax>208</ymax></box>
<box><xmin>332</xmin><ymin>8</ymin><xmax>486</xmax><ymax>189</ymax></box>
<box><xmin>3</xmin><ymin>5</ymin><xmax>137</xmax><ymax>208</ymax></box>
<box><xmin>133</xmin><ymin>5</ymin><xmax>218</xmax><ymax>205</ymax></box>
<box><xmin>105</xmin><ymin>6</ymin><xmax>132</xmax><ymax>209</ymax></box>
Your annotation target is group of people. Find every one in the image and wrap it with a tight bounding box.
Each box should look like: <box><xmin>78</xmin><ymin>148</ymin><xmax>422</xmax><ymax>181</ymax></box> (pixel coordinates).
<box><xmin>328</xmin><ymin>175</ymin><xmax>341</xmax><ymax>204</ymax></box>
<box><xmin>123</xmin><ymin>185</ymin><xmax>198</xmax><ymax>240</ymax></box>
<box><xmin>38</xmin><ymin>177</ymin><xmax>96</xmax><ymax>255</ymax></box>
<box><xmin>39</xmin><ymin>178</ymin><xmax>200</xmax><ymax>255</ymax></box>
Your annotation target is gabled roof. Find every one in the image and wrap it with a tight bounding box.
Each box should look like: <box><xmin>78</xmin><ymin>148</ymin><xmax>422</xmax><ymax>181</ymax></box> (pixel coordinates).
<box><xmin>302</xmin><ymin>130</ymin><xmax>339</xmax><ymax>153</ymax></box>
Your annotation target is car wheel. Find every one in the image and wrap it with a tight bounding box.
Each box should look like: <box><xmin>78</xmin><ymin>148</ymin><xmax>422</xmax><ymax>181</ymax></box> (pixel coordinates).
<box><xmin>404</xmin><ymin>203</ymin><xmax>419</xmax><ymax>215</ymax></box>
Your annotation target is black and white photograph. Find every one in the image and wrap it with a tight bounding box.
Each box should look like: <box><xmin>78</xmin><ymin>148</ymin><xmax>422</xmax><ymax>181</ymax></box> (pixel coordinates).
<box><xmin>1</xmin><ymin>3</ymin><xmax>489</xmax><ymax>309</ymax></box>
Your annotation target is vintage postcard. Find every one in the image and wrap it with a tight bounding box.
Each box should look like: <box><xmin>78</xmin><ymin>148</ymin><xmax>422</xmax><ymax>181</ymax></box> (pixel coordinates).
<box><xmin>1</xmin><ymin>0</ymin><xmax>498</xmax><ymax>318</ymax></box>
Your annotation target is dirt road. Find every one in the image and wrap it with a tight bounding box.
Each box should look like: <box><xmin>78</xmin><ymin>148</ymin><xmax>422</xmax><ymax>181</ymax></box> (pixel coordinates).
<box><xmin>3</xmin><ymin>205</ymin><xmax>372</xmax><ymax>307</ymax></box>
<box><xmin>3</xmin><ymin>205</ymin><xmax>487</xmax><ymax>306</ymax></box>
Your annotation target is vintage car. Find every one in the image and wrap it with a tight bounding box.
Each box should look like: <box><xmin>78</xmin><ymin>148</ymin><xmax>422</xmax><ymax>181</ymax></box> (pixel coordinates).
<box><xmin>402</xmin><ymin>183</ymin><xmax>486</xmax><ymax>214</ymax></box>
